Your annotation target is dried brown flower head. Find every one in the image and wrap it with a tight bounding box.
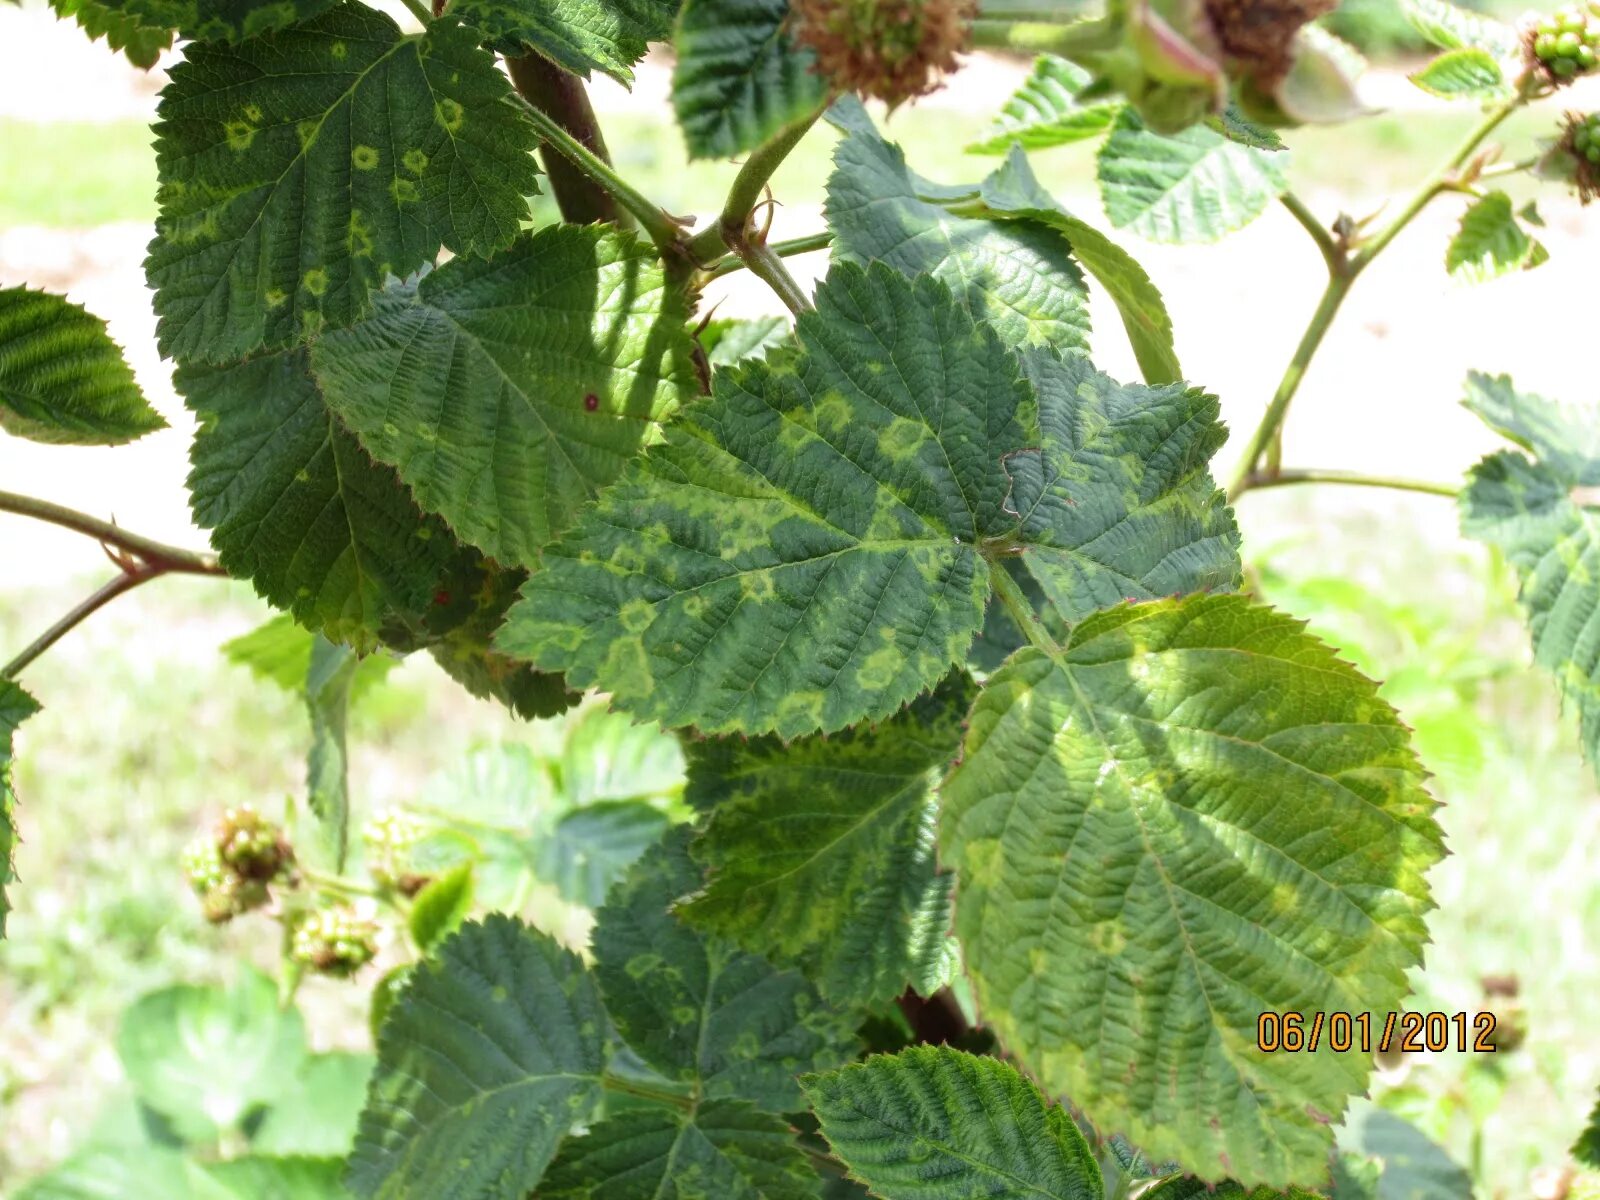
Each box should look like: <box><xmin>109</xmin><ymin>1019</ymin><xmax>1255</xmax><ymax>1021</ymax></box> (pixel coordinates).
<box><xmin>791</xmin><ymin>0</ymin><xmax>976</xmax><ymax>107</ymax></box>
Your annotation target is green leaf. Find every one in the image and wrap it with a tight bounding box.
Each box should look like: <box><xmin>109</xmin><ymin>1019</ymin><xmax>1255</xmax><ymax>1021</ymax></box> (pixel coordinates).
<box><xmin>939</xmin><ymin>593</ymin><xmax>1442</xmax><ymax>1186</ymax></box>
<box><xmin>0</xmin><ymin>680</ymin><xmax>40</xmax><ymax>940</ymax></box>
<box><xmin>204</xmin><ymin>1156</ymin><xmax>352</xmax><ymax>1199</ymax></box>
<box><xmin>535</xmin><ymin>801</ymin><xmax>671</xmax><ymax>907</ymax></box>
<box><xmin>424</xmin><ymin>564</ymin><xmax>580</xmax><ymax>720</ymax></box>
<box><xmin>1005</xmin><ymin>349</ymin><xmax>1240</xmax><ymax>621</ymax></box>
<box><xmin>115</xmin><ymin>968</ymin><xmax>308</xmax><ymax>1141</ymax></box>
<box><xmin>407</xmin><ymin>862</ymin><xmax>475</xmax><ymax>953</ymax></box>
<box><xmin>1400</xmin><ymin>0</ymin><xmax>1517</xmax><ymax>56</ymax></box>
<box><xmin>593</xmin><ymin>829</ymin><xmax>857</xmax><ymax>1110</ymax></box>
<box><xmin>223</xmin><ymin>614</ymin><xmax>395</xmax><ymax>706</ymax></box>
<box><xmin>1331</xmin><ymin>1108</ymin><xmax>1472</xmax><ymax>1200</ymax></box>
<box><xmin>312</xmin><ymin>226</ymin><xmax>694</xmax><ymax>567</ymax></box>
<box><xmin>671</xmin><ymin>0</ymin><xmax>825</xmax><ymax>159</ymax></box>
<box><xmin>1461</xmin><ymin>453</ymin><xmax>1600</xmax><ymax>777</ymax></box>
<box><xmin>91</xmin><ymin>0</ymin><xmax>336</xmax><ymax>42</ymax></box>
<box><xmin>1144</xmin><ymin>1180</ymin><xmax>1320</xmax><ymax>1199</ymax></box>
<box><xmin>680</xmin><ymin>675</ymin><xmax>970</xmax><ymax>1007</ymax></box>
<box><xmin>178</xmin><ymin>347</ymin><xmax>476</xmax><ymax>650</ymax></box>
<box><xmin>1462</xmin><ymin>371</ymin><xmax>1600</xmax><ymax>487</ymax></box>
<box><xmin>306</xmin><ymin>636</ymin><xmax>359</xmax><ymax>869</ymax></box>
<box><xmin>13</xmin><ymin>1148</ymin><xmax>217</xmax><ymax>1200</ymax></box>
<box><xmin>826</xmin><ymin>102</ymin><xmax>1092</xmax><ymax>353</ymax></box>
<box><xmin>803</xmin><ymin>1046</ymin><xmax>1102</xmax><ymax>1200</ymax></box>
<box><xmin>939</xmin><ymin>143</ymin><xmax>1180</xmax><ymax>384</ymax></box>
<box><xmin>702</xmin><ymin>316</ymin><xmax>791</xmax><ymax>368</ymax></box>
<box><xmin>497</xmin><ymin>262</ymin><xmax>1031</xmax><ymax>739</ymax></box>
<box><xmin>1445</xmin><ymin>191</ymin><xmax>1546</xmax><ymax>283</ymax></box>
<box><xmin>558</xmin><ymin>702</ymin><xmax>687</xmax><ymax>807</ymax></box>
<box><xmin>542</xmin><ymin>1101</ymin><xmax>822</xmax><ymax>1198</ymax></box>
<box><xmin>0</xmin><ymin>287</ymin><xmax>163</xmax><ymax>445</ymax></box>
<box><xmin>968</xmin><ymin>54</ymin><xmax>1122</xmax><ymax>154</ymax></box>
<box><xmin>451</xmin><ymin>0</ymin><xmax>678</xmax><ymax>83</ymax></box>
<box><xmin>1097</xmin><ymin>108</ymin><xmax>1289</xmax><ymax>243</ymax></box>
<box><xmin>148</xmin><ymin>4</ymin><xmax>539</xmax><ymax>363</ymax></box>
<box><xmin>1574</xmin><ymin>1090</ymin><xmax>1600</xmax><ymax>1169</ymax></box>
<box><xmin>349</xmin><ymin>915</ymin><xmax>609</xmax><ymax>1200</ymax></box>
<box><xmin>1408</xmin><ymin>46</ymin><xmax>1508</xmax><ymax>99</ymax></box>
<box><xmin>252</xmin><ymin>1052</ymin><xmax>375</xmax><ymax>1157</ymax></box>
<box><xmin>49</xmin><ymin>0</ymin><xmax>172</xmax><ymax>67</ymax></box>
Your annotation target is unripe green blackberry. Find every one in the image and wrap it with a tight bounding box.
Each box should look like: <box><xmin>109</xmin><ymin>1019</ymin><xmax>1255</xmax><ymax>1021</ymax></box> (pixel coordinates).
<box><xmin>1561</xmin><ymin>111</ymin><xmax>1600</xmax><ymax>202</ymax></box>
<box><xmin>216</xmin><ymin>804</ymin><xmax>293</xmax><ymax>882</ymax></box>
<box><xmin>790</xmin><ymin>0</ymin><xmax>976</xmax><ymax>107</ymax></box>
<box><xmin>292</xmin><ymin>906</ymin><xmax>380</xmax><ymax>978</ymax></box>
<box><xmin>361</xmin><ymin>808</ymin><xmax>430</xmax><ymax>895</ymax></box>
<box><xmin>200</xmin><ymin>874</ymin><xmax>271</xmax><ymax>924</ymax></box>
<box><xmin>1527</xmin><ymin>5</ymin><xmax>1600</xmax><ymax>85</ymax></box>
<box><xmin>182</xmin><ymin>836</ymin><xmax>228</xmax><ymax>897</ymax></box>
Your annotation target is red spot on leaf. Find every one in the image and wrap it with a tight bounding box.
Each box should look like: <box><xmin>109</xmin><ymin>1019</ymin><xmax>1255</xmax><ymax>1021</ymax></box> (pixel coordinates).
<box><xmin>433</xmin><ymin>590</ymin><xmax>451</xmax><ymax>606</ymax></box>
<box><xmin>583</xmin><ymin>393</ymin><xmax>600</xmax><ymax>411</ymax></box>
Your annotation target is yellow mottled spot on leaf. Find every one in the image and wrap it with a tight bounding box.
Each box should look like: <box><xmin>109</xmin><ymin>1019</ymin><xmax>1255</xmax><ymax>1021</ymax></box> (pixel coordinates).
<box><xmin>775</xmin><ymin>690</ymin><xmax>825</xmax><ymax>730</ymax></box>
<box><xmin>330</xmin><ymin>39</ymin><xmax>347</xmax><ymax>59</ymax></box>
<box><xmin>620</xmin><ymin>598</ymin><xmax>656</xmax><ymax>634</ymax></box>
<box><xmin>265</xmin><ymin>288</ymin><xmax>287</xmax><ymax>308</ymax></box>
<box><xmin>295</xmin><ymin>469</ymin><xmax>312</xmax><ymax>483</ymax></box>
<box><xmin>436</xmin><ymin>98</ymin><xmax>464</xmax><ymax>132</ymax></box>
<box><xmin>962</xmin><ymin>837</ymin><xmax>1003</xmax><ymax>885</ymax></box>
<box><xmin>351</xmin><ymin>144</ymin><xmax>379</xmax><ymax>170</ymax></box>
<box><xmin>402</xmin><ymin>148</ymin><xmax>429</xmax><ymax>175</ymax></box>
<box><xmin>814</xmin><ymin>390</ymin><xmax>851</xmax><ymax>432</ymax></box>
<box><xmin>303</xmin><ymin>268</ymin><xmax>329</xmax><ymax>296</ymax></box>
<box><xmin>390</xmin><ymin>177</ymin><xmax>419</xmax><ymax>204</ymax></box>
<box><xmin>224</xmin><ymin>120</ymin><xmax>256</xmax><ymax>151</ymax></box>
<box><xmin>857</xmin><ymin>644</ymin><xmax>901</xmax><ymax>690</ymax></box>
<box><xmin>297</xmin><ymin>120</ymin><xmax>319</xmax><ymax>150</ymax></box>
<box><xmin>347</xmin><ymin>210</ymin><xmax>374</xmax><ymax>258</ymax></box>
<box><xmin>601</xmin><ymin>636</ymin><xmax>653</xmax><ymax>695</ymax></box>
<box><xmin>739</xmin><ymin>571</ymin><xmax>774</xmax><ymax>601</ymax></box>
<box><xmin>878</xmin><ymin>416</ymin><xmax>927</xmax><ymax>462</ymax></box>
<box><xmin>242</xmin><ymin>103</ymin><xmax>263</xmax><ymax>123</ymax></box>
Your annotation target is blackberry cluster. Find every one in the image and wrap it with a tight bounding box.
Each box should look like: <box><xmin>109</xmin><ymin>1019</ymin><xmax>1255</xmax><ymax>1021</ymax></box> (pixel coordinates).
<box><xmin>182</xmin><ymin>806</ymin><xmax>292</xmax><ymax>924</ymax></box>
<box><xmin>1563</xmin><ymin>111</ymin><xmax>1600</xmax><ymax>202</ymax></box>
<box><xmin>1530</xmin><ymin>6</ymin><xmax>1599</xmax><ymax>82</ymax></box>
<box><xmin>362</xmin><ymin>808</ymin><xmax>430</xmax><ymax>895</ymax></box>
<box><xmin>217</xmin><ymin>804</ymin><xmax>294</xmax><ymax>882</ymax></box>
<box><xmin>790</xmin><ymin>0</ymin><xmax>975</xmax><ymax>106</ymax></box>
<box><xmin>292</xmin><ymin>907</ymin><xmax>380</xmax><ymax>978</ymax></box>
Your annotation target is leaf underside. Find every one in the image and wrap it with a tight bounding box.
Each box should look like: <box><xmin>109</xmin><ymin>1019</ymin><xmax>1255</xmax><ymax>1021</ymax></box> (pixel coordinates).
<box><xmin>0</xmin><ymin>286</ymin><xmax>164</xmax><ymax>445</ymax></box>
<box><xmin>450</xmin><ymin>0</ymin><xmax>678</xmax><ymax>83</ymax></box>
<box><xmin>939</xmin><ymin>593</ymin><xmax>1442</xmax><ymax>1186</ymax></box>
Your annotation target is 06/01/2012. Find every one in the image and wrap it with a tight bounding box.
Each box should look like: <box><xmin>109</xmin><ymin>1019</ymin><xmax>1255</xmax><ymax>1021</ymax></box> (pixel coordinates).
<box><xmin>1257</xmin><ymin>1010</ymin><xmax>1498</xmax><ymax>1053</ymax></box>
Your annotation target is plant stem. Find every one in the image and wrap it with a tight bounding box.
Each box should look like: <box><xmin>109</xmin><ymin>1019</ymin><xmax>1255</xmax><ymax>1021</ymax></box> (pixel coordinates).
<box><xmin>1226</xmin><ymin>274</ymin><xmax>1352</xmax><ymax>499</ymax></box>
<box><xmin>969</xmin><ymin>15</ymin><xmax>1118</xmax><ymax>54</ymax></box>
<box><xmin>1226</xmin><ymin>86</ymin><xmax>1530</xmax><ymax>497</ymax></box>
<box><xmin>987</xmin><ymin>559</ymin><xmax>1060</xmax><ymax>656</ymax></box>
<box><xmin>0</xmin><ymin>489</ymin><xmax>224</xmax><ymax>575</ymax></box>
<box><xmin>397</xmin><ymin>0</ymin><xmax>432</xmax><ymax>23</ymax></box>
<box><xmin>703</xmin><ymin>231</ymin><xmax>832</xmax><ymax>281</ymax></box>
<box><xmin>2</xmin><ymin>567</ymin><xmax>161</xmax><ymax>679</ymax></box>
<box><xmin>509</xmin><ymin>94</ymin><xmax>682</xmax><ymax>249</ymax></box>
<box><xmin>600</xmin><ymin>1072</ymin><xmax>698</xmax><ymax>1112</ymax></box>
<box><xmin>686</xmin><ymin>106</ymin><xmax>828</xmax><ymax>312</ymax></box>
<box><xmin>1233</xmin><ymin>467</ymin><xmax>1460</xmax><ymax>498</ymax></box>
<box><xmin>505</xmin><ymin>54</ymin><xmax>631</xmax><ymax>230</ymax></box>
<box><xmin>1278</xmin><ymin>191</ymin><xmax>1341</xmax><ymax>276</ymax></box>
<box><xmin>301</xmin><ymin>866</ymin><xmax>382</xmax><ymax>898</ymax></box>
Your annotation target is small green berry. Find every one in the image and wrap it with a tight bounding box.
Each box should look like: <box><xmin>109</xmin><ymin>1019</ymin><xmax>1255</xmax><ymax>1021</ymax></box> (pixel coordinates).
<box><xmin>182</xmin><ymin>836</ymin><xmax>227</xmax><ymax>896</ymax></box>
<box><xmin>216</xmin><ymin>804</ymin><xmax>293</xmax><ymax>882</ymax></box>
<box><xmin>200</xmin><ymin>875</ymin><xmax>270</xmax><ymax>924</ymax></box>
<box><xmin>361</xmin><ymin>808</ymin><xmax>430</xmax><ymax>893</ymax></box>
<box><xmin>292</xmin><ymin>906</ymin><xmax>380</xmax><ymax>978</ymax></box>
